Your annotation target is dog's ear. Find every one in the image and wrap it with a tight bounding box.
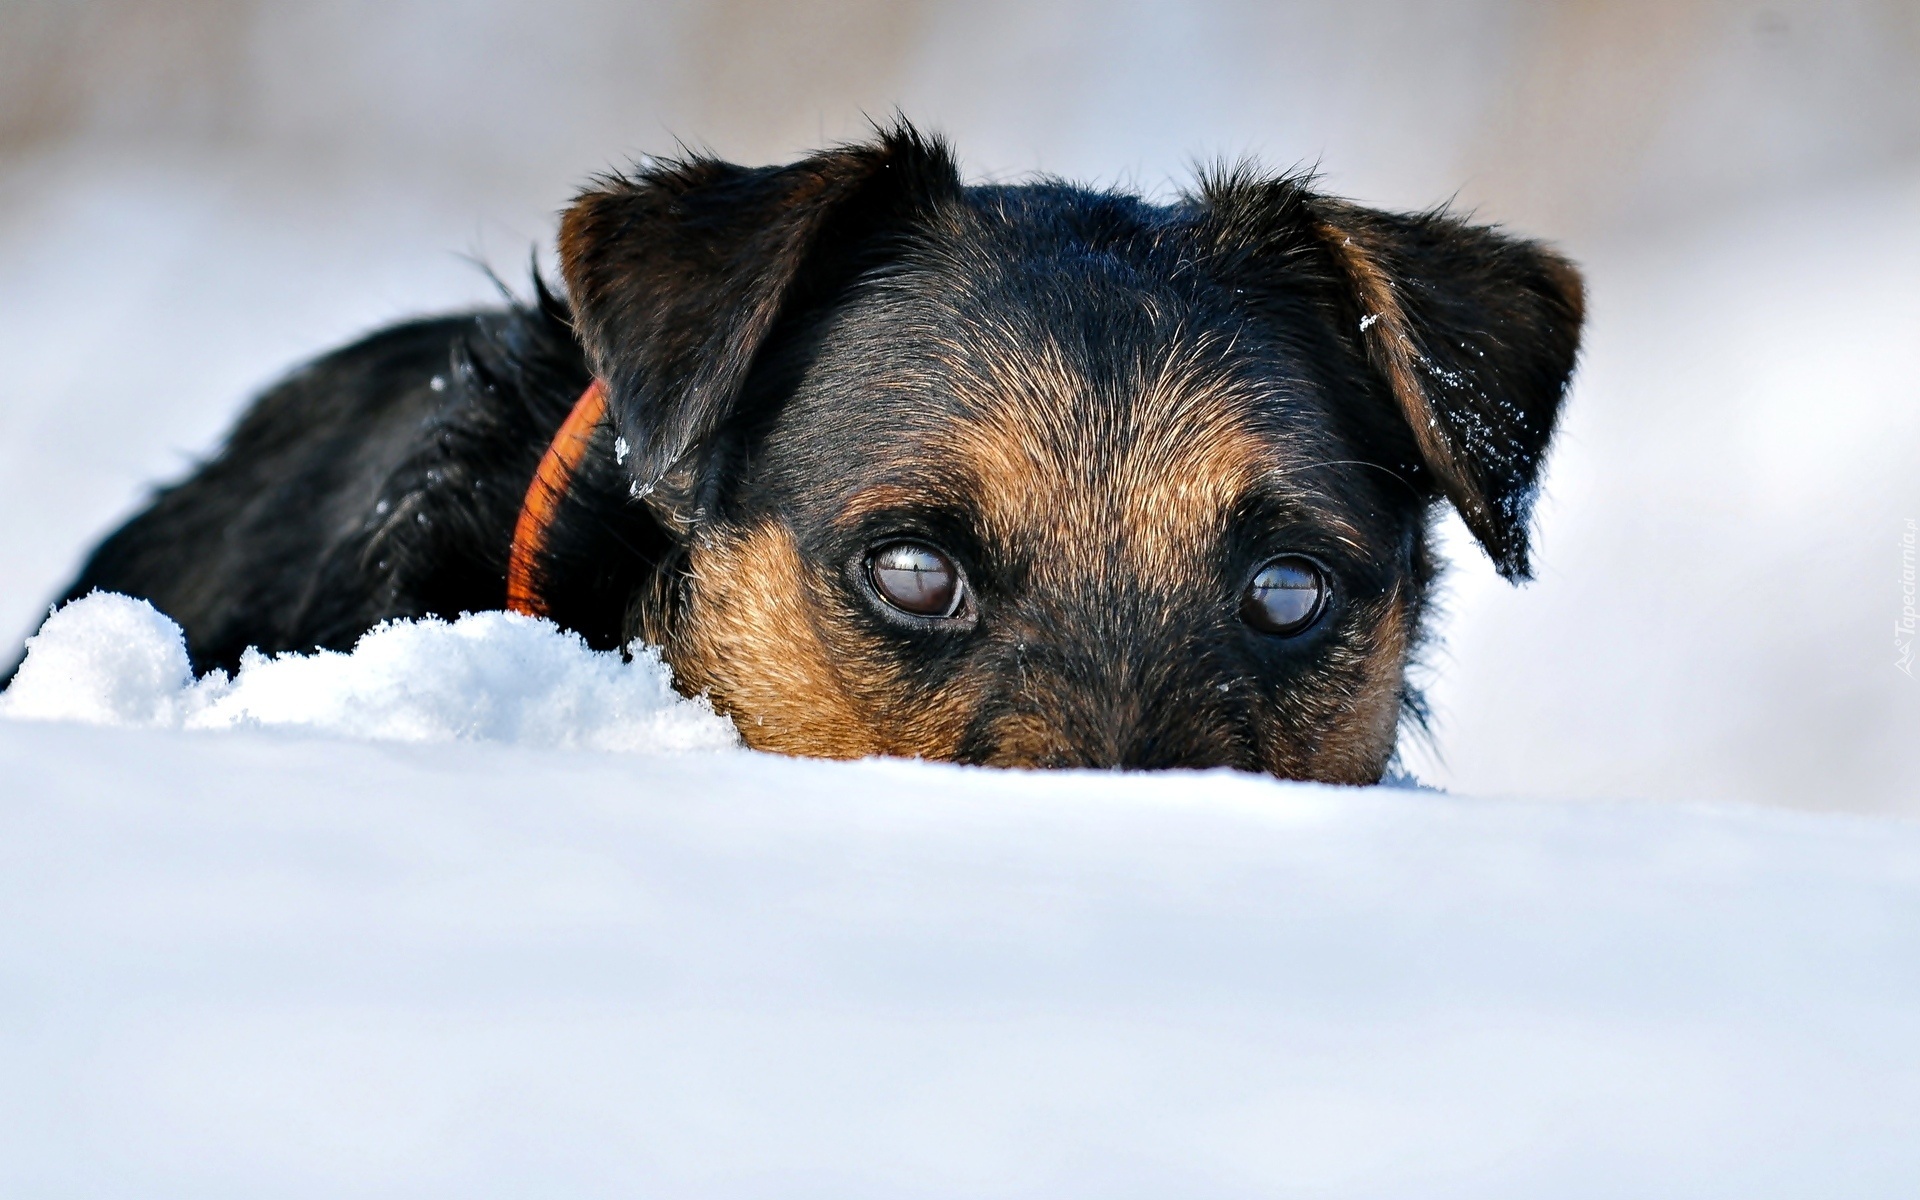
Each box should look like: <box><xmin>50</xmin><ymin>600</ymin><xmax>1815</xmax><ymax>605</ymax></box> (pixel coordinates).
<box><xmin>1200</xmin><ymin>176</ymin><xmax>1585</xmax><ymax>580</ymax></box>
<box><xmin>558</xmin><ymin>124</ymin><xmax>963</xmax><ymax>526</ymax></box>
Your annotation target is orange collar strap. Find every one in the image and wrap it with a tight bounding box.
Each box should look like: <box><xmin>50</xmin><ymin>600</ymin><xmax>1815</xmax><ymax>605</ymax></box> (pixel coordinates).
<box><xmin>506</xmin><ymin>378</ymin><xmax>609</xmax><ymax>617</ymax></box>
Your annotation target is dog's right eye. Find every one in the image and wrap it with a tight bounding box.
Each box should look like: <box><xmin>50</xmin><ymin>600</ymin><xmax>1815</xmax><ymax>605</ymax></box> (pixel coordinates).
<box><xmin>869</xmin><ymin>542</ymin><xmax>964</xmax><ymax>618</ymax></box>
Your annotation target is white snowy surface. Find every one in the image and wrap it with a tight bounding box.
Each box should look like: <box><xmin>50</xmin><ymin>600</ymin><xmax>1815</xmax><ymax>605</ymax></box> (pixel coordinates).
<box><xmin>3</xmin><ymin>713</ymin><xmax>1920</xmax><ymax>1197</ymax></box>
<box><xmin>2</xmin><ymin>593</ymin><xmax>738</xmax><ymax>753</ymax></box>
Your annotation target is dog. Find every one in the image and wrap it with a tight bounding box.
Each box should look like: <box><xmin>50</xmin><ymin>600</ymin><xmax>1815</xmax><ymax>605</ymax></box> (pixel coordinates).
<box><xmin>14</xmin><ymin>125</ymin><xmax>1583</xmax><ymax>781</ymax></box>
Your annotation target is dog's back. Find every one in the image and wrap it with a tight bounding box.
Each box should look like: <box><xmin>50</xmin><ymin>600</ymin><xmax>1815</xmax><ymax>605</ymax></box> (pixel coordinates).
<box><xmin>43</xmin><ymin>304</ymin><xmax>590</xmax><ymax>674</ymax></box>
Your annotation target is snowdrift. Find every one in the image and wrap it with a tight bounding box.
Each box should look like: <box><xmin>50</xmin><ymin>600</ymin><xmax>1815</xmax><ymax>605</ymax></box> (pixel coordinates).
<box><xmin>4</xmin><ymin>596</ymin><xmax>1920</xmax><ymax>1196</ymax></box>
<box><xmin>2</xmin><ymin>592</ymin><xmax>737</xmax><ymax>753</ymax></box>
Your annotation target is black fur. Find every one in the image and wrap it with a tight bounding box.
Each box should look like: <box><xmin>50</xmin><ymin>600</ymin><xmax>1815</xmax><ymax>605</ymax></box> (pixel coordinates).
<box><xmin>27</xmin><ymin>287</ymin><xmax>604</xmax><ymax>673</ymax></box>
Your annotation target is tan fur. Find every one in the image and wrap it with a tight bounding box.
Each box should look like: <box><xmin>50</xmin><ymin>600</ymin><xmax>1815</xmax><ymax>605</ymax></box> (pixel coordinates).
<box><xmin>665</xmin><ymin>521</ymin><xmax>878</xmax><ymax>758</ymax></box>
<box><xmin>1301</xmin><ymin>591</ymin><xmax>1411</xmax><ymax>782</ymax></box>
<box><xmin>973</xmin><ymin>709</ymin><xmax>1076</xmax><ymax>769</ymax></box>
<box><xmin>935</xmin><ymin>331</ymin><xmax>1314</xmax><ymax>585</ymax></box>
<box><xmin>667</xmin><ymin>519</ymin><xmax>979</xmax><ymax>760</ymax></box>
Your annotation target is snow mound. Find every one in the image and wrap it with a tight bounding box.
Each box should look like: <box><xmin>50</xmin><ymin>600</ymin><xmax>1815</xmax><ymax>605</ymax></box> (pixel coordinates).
<box><xmin>6</xmin><ymin>719</ymin><xmax>1920</xmax><ymax>1196</ymax></box>
<box><xmin>0</xmin><ymin>592</ymin><xmax>740</xmax><ymax>753</ymax></box>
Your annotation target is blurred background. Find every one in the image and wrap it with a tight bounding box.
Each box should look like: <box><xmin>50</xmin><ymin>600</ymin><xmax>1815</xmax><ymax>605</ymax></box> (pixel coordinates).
<box><xmin>1</xmin><ymin>0</ymin><xmax>1915</xmax><ymax>812</ymax></box>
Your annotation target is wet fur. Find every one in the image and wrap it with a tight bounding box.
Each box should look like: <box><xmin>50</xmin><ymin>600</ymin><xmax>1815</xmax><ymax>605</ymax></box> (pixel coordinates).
<box><xmin>17</xmin><ymin>125</ymin><xmax>1583</xmax><ymax>781</ymax></box>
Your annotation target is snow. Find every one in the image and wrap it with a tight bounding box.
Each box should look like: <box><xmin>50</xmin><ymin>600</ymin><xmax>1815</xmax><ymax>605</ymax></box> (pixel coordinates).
<box><xmin>4</xmin><ymin>594</ymin><xmax>1920</xmax><ymax>1194</ymax></box>
<box><xmin>2</xmin><ymin>592</ymin><xmax>198</xmax><ymax>728</ymax></box>
<box><xmin>4</xmin><ymin>716</ymin><xmax>1920</xmax><ymax>1196</ymax></box>
<box><xmin>2</xmin><ymin>592</ymin><xmax>738</xmax><ymax>754</ymax></box>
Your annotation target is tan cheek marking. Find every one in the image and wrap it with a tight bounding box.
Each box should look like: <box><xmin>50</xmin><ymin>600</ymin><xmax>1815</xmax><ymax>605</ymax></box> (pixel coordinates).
<box><xmin>665</xmin><ymin>522</ymin><xmax>879</xmax><ymax>759</ymax></box>
<box><xmin>1300</xmin><ymin>592</ymin><xmax>1412</xmax><ymax>784</ymax></box>
<box><xmin>969</xmin><ymin>709</ymin><xmax>1064</xmax><ymax>769</ymax></box>
<box><xmin>665</xmin><ymin>520</ymin><xmax>983</xmax><ymax>763</ymax></box>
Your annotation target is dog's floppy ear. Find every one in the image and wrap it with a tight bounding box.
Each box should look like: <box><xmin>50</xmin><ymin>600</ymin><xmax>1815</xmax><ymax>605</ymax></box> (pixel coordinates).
<box><xmin>558</xmin><ymin>124</ymin><xmax>963</xmax><ymax>524</ymax></box>
<box><xmin>1201</xmin><ymin>176</ymin><xmax>1585</xmax><ymax>580</ymax></box>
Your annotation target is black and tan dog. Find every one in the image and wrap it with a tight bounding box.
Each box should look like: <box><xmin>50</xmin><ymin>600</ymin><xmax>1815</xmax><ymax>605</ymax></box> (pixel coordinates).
<box><xmin>21</xmin><ymin>125</ymin><xmax>1582</xmax><ymax>781</ymax></box>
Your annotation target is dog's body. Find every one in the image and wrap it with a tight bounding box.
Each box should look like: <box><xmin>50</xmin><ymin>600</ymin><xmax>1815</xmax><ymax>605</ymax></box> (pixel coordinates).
<box><xmin>22</xmin><ymin>128</ymin><xmax>1583</xmax><ymax>781</ymax></box>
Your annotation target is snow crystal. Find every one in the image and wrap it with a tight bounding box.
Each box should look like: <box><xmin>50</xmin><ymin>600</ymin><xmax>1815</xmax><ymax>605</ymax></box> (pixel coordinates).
<box><xmin>0</xmin><ymin>592</ymin><xmax>739</xmax><ymax>753</ymax></box>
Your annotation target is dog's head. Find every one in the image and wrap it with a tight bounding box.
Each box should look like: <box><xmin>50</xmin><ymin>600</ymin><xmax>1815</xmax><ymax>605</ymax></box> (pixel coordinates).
<box><xmin>555</xmin><ymin>126</ymin><xmax>1583</xmax><ymax>781</ymax></box>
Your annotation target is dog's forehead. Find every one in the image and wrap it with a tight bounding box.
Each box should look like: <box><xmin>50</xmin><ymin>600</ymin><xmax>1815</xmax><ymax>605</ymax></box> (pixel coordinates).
<box><xmin>775</xmin><ymin>218</ymin><xmax>1371</xmax><ymax>558</ymax></box>
<box><xmin>915</xmin><ymin>315</ymin><xmax>1311</xmax><ymax>554</ymax></box>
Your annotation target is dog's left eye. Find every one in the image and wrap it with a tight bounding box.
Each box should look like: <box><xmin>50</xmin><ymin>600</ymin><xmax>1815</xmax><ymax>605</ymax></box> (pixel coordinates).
<box><xmin>869</xmin><ymin>542</ymin><xmax>965</xmax><ymax>618</ymax></box>
<box><xmin>1241</xmin><ymin>556</ymin><xmax>1328</xmax><ymax>636</ymax></box>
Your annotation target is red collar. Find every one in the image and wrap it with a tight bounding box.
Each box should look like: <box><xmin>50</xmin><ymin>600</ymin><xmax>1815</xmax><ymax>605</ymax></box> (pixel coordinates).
<box><xmin>505</xmin><ymin>378</ymin><xmax>608</xmax><ymax>618</ymax></box>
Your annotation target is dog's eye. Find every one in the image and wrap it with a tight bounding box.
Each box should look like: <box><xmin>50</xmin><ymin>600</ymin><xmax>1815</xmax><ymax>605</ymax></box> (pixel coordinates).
<box><xmin>1241</xmin><ymin>556</ymin><xmax>1327</xmax><ymax>636</ymax></box>
<box><xmin>870</xmin><ymin>542</ymin><xmax>965</xmax><ymax>618</ymax></box>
